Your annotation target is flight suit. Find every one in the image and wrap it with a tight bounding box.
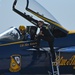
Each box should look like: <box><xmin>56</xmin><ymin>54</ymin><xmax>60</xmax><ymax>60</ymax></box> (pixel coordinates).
<box><xmin>37</xmin><ymin>25</ymin><xmax>56</xmax><ymax>62</ymax></box>
<box><xmin>20</xmin><ymin>32</ymin><xmax>31</xmax><ymax>41</ymax></box>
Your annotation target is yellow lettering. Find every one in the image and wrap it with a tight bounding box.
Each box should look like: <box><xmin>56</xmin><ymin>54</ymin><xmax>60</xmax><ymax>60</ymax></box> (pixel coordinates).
<box><xmin>56</xmin><ymin>55</ymin><xmax>75</xmax><ymax>69</ymax></box>
<box><xmin>25</xmin><ymin>44</ymin><xmax>29</xmax><ymax>46</ymax></box>
<box><xmin>30</xmin><ymin>42</ymin><xmax>37</xmax><ymax>45</ymax></box>
<box><xmin>73</xmin><ymin>66</ymin><xmax>75</xmax><ymax>69</ymax></box>
<box><xmin>20</xmin><ymin>44</ymin><xmax>24</xmax><ymax>47</ymax></box>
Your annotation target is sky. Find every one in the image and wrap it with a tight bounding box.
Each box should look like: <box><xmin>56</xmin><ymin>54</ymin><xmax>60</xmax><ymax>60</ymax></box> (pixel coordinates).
<box><xmin>0</xmin><ymin>0</ymin><xmax>75</xmax><ymax>33</ymax></box>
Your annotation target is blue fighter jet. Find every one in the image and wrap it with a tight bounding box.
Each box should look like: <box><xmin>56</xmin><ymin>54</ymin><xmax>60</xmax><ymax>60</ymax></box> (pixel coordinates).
<box><xmin>0</xmin><ymin>0</ymin><xmax>75</xmax><ymax>75</ymax></box>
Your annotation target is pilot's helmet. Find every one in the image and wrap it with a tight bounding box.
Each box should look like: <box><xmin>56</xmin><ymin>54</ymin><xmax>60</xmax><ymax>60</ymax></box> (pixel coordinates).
<box><xmin>19</xmin><ymin>25</ymin><xmax>26</xmax><ymax>31</ymax></box>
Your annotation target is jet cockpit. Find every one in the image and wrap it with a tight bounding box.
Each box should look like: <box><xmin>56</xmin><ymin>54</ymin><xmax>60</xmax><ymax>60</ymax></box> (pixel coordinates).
<box><xmin>0</xmin><ymin>27</ymin><xmax>20</xmax><ymax>42</ymax></box>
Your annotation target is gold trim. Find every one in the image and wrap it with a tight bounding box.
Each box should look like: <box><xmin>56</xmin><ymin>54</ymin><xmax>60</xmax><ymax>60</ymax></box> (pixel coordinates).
<box><xmin>0</xmin><ymin>41</ymin><xmax>25</xmax><ymax>46</ymax></box>
<box><xmin>27</xmin><ymin>8</ymin><xmax>68</xmax><ymax>32</ymax></box>
<box><xmin>68</xmin><ymin>30</ymin><xmax>75</xmax><ymax>34</ymax></box>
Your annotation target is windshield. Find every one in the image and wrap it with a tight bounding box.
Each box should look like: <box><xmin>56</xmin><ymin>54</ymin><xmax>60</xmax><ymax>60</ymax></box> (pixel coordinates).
<box><xmin>0</xmin><ymin>27</ymin><xmax>20</xmax><ymax>42</ymax></box>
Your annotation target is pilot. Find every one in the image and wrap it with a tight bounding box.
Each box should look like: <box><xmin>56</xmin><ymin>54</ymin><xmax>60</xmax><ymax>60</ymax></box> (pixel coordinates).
<box><xmin>19</xmin><ymin>25</ymin><xmax>31</xmax><ymax>41</ymax></box>
<box><xmin>36</xmin><ymin>21</ymin><xmax>56</xmax><ymax>62</ymax></box>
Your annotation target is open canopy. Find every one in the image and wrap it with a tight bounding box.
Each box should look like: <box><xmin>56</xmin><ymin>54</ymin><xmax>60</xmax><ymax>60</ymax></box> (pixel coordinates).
<box><xmin>12</xmin><ymin>0</ymin><xmax>68</xmax><ymax>38</ymax></box>
<box><xmin>25</xmin><ymin>0</ymin><xmax>68</xmax><ymax>33</ymax></box>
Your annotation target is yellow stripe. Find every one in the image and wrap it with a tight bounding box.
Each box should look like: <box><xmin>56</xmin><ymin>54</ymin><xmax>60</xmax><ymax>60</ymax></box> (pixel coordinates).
<box><xmin>68</xmin><ymin>30</ymin><xmax>75</xmax><ymax>34</ymax></box>
<box><xmin>0</xmin><ymin>41</ymin><xmax>25</xmax><ymax>46</ymax></box>
<box><xmin>27</xmin><ymin>9</ymin><xmax>68</xmax><ymax>31</ymax></box>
